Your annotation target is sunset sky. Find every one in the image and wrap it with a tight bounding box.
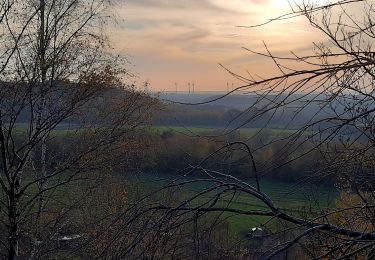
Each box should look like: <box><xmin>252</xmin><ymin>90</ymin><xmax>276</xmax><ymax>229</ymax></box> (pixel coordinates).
<box><xmin>112</xmin><ymin>0</ymin><xmax>338</xmax><ymax>91</ymax></box>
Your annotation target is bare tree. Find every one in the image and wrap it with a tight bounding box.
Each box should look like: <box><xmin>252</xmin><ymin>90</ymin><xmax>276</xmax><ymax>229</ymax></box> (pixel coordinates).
<box><xmin>0</xmin><ymin>0</ymin><xmax>159</xmax><ymax>259</ymax></box>
<box><xmin>104</xmin><ymin>0</ymin><xmax>375</xmax><ymax>259</ymax></box>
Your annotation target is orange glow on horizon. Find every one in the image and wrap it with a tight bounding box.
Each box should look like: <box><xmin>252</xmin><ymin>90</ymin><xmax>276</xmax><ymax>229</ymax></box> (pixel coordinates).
<box><xmin>113</xmin><ymin>0</ymin><xmax>354</xmax><ymax>92</ymax></box>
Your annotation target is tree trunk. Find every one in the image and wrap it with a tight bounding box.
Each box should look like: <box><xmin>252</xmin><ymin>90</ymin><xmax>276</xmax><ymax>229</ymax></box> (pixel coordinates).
<box><xmin>8</xmin><ymin>188</ymin><xmax>19</xmax><ymax>260</ymax></box>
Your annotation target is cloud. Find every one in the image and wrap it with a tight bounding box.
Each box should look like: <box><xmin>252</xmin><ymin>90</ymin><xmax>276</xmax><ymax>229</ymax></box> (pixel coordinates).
<box><xmin>125</xmin><ymin>0</ymin><xmax>244</xmax><ymax>14</ymax></box>
<box><xmin>114</xmin><ymin>0</ymin><xmax>326</xmax><ymax>90</ymax></box>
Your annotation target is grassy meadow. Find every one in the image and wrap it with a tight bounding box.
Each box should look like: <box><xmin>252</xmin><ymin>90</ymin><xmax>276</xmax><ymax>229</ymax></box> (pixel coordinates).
<box><xmin>151</xmin><ymin>125</ymin><xmax>302</xmax><ymax>138</ymax></box>
<box><xmin>125</xmin><ymin>172</ymin><xmax>338</xmax><ymax>236</ymax></box>
<box><xmin>10</xmin><ymin>123</ymin><xmax>333</xmax><ymax>237</ymax></box>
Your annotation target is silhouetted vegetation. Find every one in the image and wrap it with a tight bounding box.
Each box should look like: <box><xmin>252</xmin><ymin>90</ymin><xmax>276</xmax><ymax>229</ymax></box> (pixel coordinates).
<box><xmin>3</xmin><ymin>0</ymin><xmax>375</xmax><ymax>259</ymax></box>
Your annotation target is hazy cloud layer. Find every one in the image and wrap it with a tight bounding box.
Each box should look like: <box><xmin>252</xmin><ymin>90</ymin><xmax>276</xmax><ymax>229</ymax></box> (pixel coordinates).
<box><xmin>113</xmin><ymin>0</ymin><xmax>338</xmax><ymax>91</ymax></box>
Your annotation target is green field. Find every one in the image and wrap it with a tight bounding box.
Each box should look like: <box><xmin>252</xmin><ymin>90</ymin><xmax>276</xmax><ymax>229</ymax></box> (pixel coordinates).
<box><xmin>151</xmin><ymin>125</ymin><xmax>305</xmax><ymax>138</ymax></box>
<box><xmin>125</xmin><ymin>172</ymin><xmax>338</xmax><ymax>235</ymax></box>
<box><xmin>9</xmin><ymin>122</ymin><xmax>327</xmax><ymax>236</ymax></box>
<box><xmin>10</xmin><ymin>123</ymin><xmax>304</xmax><ymax>140</ymax></box>
<box><xmin>8</xmin><ymin>122</ymin><xmax>75</xmax><ymax>136</ymax></box>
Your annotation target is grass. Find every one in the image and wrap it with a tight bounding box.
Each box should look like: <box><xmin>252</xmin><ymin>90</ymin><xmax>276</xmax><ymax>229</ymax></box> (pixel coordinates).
<box><xmin>7</xmin><ymin>170</ymin><xmax>337</xmax><ymax>249</ymax></box>
<box><xmin>125</xmin><ymin>172</ymin><xmax>338</xmax><ymax>235</ymax></box>
<box><xmin>150</xmin><ymin>125</ymin><xmax>217</xmax><ymax>135</ymax></box>
<box><xmin>8</xmin><ymin>122</ymin><xmax>74</xmax><ymax>136</ymax></box>
<box><xmin>9</xmin><ymin>122</ymin><xmax>325</xmax><ymax>236</ymax></box>
<box><xmin>10</xmin><ymin>123</ymin><xmax>304</xmax><ymax>140</ymax></box>
<box><xmin>151</xmin><ymin>125</ymin><xmax>305</xmax><ymax>138</ymax></box>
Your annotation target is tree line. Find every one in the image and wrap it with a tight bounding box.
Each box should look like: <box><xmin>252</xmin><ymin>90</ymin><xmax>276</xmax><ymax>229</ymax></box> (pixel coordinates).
<box><xmin>2</xmin><ymin>0</ymin><xmax>375</xmax><ymax>259</ymax></box>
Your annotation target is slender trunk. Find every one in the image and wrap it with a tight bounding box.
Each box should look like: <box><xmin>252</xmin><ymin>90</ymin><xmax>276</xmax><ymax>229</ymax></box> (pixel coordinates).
<box><xmin>30</xmin><ymin>138</ymin><xmax>46</xmax><ymax>258</ymax></box>
<box><xmin>36</xmin><ymin>0</ymin><xmax>47</xmax><ymax>222</ymax></box>
<box><xmin>36</xmin><ymin>135</ymin><xmax>47</xmax><ymax>220</ymax></box>
<box><xmin>2</xmin><ymin>115</ymin><xmax>20</xmax><ymax>259</ymax></box>
<box><xmin>31</xmin><ymin>0</ymin><xmax>47</xmax><ymax>257</ymax></box>
<box><xmin>8</xmin><ymin>186</ymin><xmax>19</xmax><ymax>260</ymax></box>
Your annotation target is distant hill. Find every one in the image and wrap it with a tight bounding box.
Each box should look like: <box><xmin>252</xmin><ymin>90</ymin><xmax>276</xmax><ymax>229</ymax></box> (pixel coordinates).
<box><xmin>202</xmin><ymin>94</ymin><xmax>260</xmax><ymax>110</ymax></box>
<box><xmin>155</xmin><ymin>92</ymin><xmax>349</xmax><ymax>130</ymax></box>
<box><xmin>157</xmin><ymin>92</ymin><xmax>224</xmax><ymax>104</ymax></box>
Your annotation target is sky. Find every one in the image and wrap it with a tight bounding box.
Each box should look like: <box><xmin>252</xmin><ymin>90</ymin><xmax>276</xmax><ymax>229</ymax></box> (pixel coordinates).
<box><xmin>111</xmin><ymin>0</ymin><xmax>338</xmax><ymax>91</ymax></box>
